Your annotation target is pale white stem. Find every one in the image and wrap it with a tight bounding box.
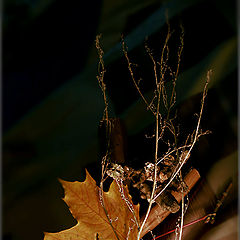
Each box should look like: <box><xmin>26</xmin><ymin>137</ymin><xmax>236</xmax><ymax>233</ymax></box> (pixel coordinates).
<box><xmin>178</xmin><ymin>192</ymin><xmax>184</xmax><ymax>240</ymax></box>
<box><xmin>153</xmin><ymin>72</ymin><xmax>210</xmax><ymax>202</ymax></box>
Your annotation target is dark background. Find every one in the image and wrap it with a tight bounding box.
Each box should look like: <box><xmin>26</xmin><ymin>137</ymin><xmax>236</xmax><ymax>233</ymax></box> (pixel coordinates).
<box><xmin>2</xmin><ymin>0</ymin><xmax>238</xmax><ymax>239</ymax></box>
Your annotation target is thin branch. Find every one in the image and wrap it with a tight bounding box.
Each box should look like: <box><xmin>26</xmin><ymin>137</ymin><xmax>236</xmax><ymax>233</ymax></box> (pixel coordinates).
<box><xmin>96</xmin><ymin>34</ymin><xmax>109</xmax><ymax>121</ymax></box>
<box><xmin>121</xmin><ymin>37</ymin><xmax>156</xmax><ymax>116</ymax></box>
<box><xmin>96</xmin><ymin>35</ymin><xmax>121</xmax><ymax>240</ymax></box>
<box><xmin>177</xmin><ymin>174</ymin><xmax>185</xmax><ymax>240</ymax></box>
<box><xmin>153</xmin><ymin>71</ymin><xmax>211</xmax><ymax>202</ymax></box>
<box><xmin>99</xmin><ymin>183</ymin><xmax>120</xmax><ymax>240</ymax></box>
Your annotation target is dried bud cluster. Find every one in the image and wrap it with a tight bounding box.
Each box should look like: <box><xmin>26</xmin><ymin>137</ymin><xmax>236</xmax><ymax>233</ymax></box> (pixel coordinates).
<box><xmin>106</xmin><ymin>151</ymin><xmax>190</xmax><ymax>213</ymax></box>
<box><xmin>106</xmin><ymin>163</ymin><xmax>125</xmax><ymax>180</ymax></box>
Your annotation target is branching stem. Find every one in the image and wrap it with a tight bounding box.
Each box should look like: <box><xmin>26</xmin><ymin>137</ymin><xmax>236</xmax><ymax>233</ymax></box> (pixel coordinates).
<box><xmin>153</xmin><ymin>72</ymin><xmax>211</xmax><ymax>202</ymax></box>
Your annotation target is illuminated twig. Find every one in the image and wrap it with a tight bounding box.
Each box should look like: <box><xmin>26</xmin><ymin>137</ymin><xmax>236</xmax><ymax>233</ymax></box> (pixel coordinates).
<box><xmin>96</xmin><ymin>34</ymin><xmax>109</xmax><ymax>122</ymax></box>
<box><xmin>153</xmin><ymin>71</ymin><xmax>211</xmax><ymax>202</ymax></box>
<box><xmin>96</xmin><ymin>35</ymin><xmax>121</xmax><ymax>240</ymax></box>
<box><xmin>121</xmin><ymin>37</ymin><xmax>156</xmax><ymax>116</ymax></box>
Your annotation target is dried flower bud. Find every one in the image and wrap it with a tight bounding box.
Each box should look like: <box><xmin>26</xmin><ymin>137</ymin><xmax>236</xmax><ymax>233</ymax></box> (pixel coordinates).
<box><xmin>144</xmin><ymin>162</ymin><xmax>161</xmax><ymax>181</ymax></box>
<box><xmin>159</xmin><ymin>171</ymin><xmax>169</xmax><ymax>182</ymax></box>
<box><xmin>162</xmin><ymin>155</ymin><xmax>175</xmax><ymax>166</ymax></box>
<box><xmin>106</xmin><ymin>163</ymin><xmax>125</xmax><ymax>180</ymax></box>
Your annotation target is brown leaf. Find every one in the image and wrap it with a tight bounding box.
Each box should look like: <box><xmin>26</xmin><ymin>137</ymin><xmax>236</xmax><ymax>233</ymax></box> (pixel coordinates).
<box><xmin>44</xmin><ymin>170</ymin><xmax>139</xmax><ymax>240</ymax></box>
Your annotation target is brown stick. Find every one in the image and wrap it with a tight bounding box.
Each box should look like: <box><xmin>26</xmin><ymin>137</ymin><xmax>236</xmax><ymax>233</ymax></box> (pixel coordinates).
<box><xmin>140</xmin><ymin>168</ymin><xmax>200</xmax><ymax>238</ymax></box>
<box><xmin>98</xmin><ymin>118</ymin><xmax>127</xmax><ymax>164</ymax></box>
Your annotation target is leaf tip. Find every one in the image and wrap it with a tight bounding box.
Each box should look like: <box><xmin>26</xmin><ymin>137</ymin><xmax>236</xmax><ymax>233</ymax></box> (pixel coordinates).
<box><xmin>58</xmin><ymin>178</ymin><xmax>70</xmax><ymax>190</ymax></box>
<box><xmin>58</xmin><ymin>177</ymin><xmax>64</xmax><ymax>184</ymax></box>
<box><xmin>84</xmin><ymin>168</ymin><xmax>97</xmax><ymax>185</ymax></box>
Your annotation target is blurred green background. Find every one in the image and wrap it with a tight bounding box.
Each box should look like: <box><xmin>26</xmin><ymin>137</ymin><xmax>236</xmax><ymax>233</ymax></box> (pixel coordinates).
<box><xmin>2</xmin><ymin>0</ymin><xmax>238</xmax><ymax>239</ymax></box>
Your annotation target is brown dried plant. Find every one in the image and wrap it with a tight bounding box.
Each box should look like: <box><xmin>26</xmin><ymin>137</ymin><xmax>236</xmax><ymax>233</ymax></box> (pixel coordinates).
<box><xmin>96</xmin><ymin>35</ymin><xmax>140</xmax><ymax>239</ymax></box>
<box><xmin>95</xmin><ymin>22</ymin><xmax>211</xmax><ymax>240</ymax></box>
<box><xmin>43</xmin><ymin>25</ymin><xmax>210</xmax><ymax>240</ymax></box>
<box><xmin>121</xmin><ymin>23</ymin><xmax>211</xmax><ymax>239</ymax></box>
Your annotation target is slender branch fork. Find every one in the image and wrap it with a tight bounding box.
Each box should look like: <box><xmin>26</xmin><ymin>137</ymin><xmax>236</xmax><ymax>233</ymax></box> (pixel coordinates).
<box><xmin>96</xmin><ymin>22</ymin><xmax>211</xmax><ymax>239</ymax></box>
<box><xmin>121</xmin><ymin>27</ymin><xmax>211</xmax><ymax>239</ymax></box>
<box><xmin>153</xmin><ymin>72</ymin><xmax>211</xmax><ymax>203</ymax></box>
<box><xmin>153</xmin><ymin>71</ymin><xmax>210</xmax><ymax>240</ymax></box>
<box><xmin>96</xmin><ymin>35</ymin><xmax>140</xmax><ymax>240</ymax></box>
<box><xmin>96</xmin><ymin>35</ymin><xmax>122</xmax><ymax>240</ymax></box>
<box><xmin>124</xmin><ymin>23</ymin><xmax>186</xmax><ymax>240</ymax></box>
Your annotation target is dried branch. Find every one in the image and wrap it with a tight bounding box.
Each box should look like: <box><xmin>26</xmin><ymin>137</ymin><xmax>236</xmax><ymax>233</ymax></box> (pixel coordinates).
<box><xmin>135</xmin><ymin>23</ymin><xmax>186</xmax><ymax>240</ymax></box>
<box><xmin>96</xmin><ymin>34</ymin><xmax>109</xmax><ymax>122</ymax></box>
<box><xmin>97</xmin><ymin>19</ymin><xmax>210</xmax><ymax>239</ymax></box>
<box><xmin>96</xmin><ymin>35</ymin><xmax>122</xmax><ymax>240</ymax></box>
<box><xmin>121</xmin><ymin>37</ymin><xmax>156</xmax><ymax>115</ymax></box>
<box><xmin>121</xmin><ymin>22</ymin><xmax>210</xmax><ymax>240</ymax></box>
<box><xmin>153</xmin><ymin>70</ymin><xmax>211</xmax><ymax>203</ymax></box>
<box><xmin>97</xmin><ymin>35</ymin><xmax>140</xmax><ymax>235</ymax></box>
<box><xmin>140</xmin><ymin>168</ymin><xmax>200</xmax><ymax>237</ymax></box>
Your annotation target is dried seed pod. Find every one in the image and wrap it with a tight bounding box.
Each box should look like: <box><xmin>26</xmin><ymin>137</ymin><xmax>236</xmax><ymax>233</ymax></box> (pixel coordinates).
<box><xmin>106</xmin><ymin>163</ymin><xmax>125</xmax><ymax>180</ymax></box>
<box><xmin>144</xmin><ymin>162</ymin><xmax>162</xmax><ymax>182</ymax></box>
<box><xmin>159</xmin><ymin>171</ymin><xmax>169</xmax><ymax>183</ymax></box>
<box><xmin>144</xmin><ymin>162</ymin><xmax>155</xmax><ymax>181</ymax></box>
<box><xmin>123</xmin><ymin>166</ymin><xmax>135</xmax><ymax>179</ymax></box>
<box><xmin>162</xmin><ymin>155</ymin><xmax>175</xmax><ymax>166</ymax></box>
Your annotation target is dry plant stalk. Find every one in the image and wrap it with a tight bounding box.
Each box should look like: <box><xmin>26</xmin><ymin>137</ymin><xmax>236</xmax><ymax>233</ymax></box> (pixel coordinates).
<box><xmin>96</xmin><ymin>20</ymin><xmax>211</xmax><ymax>239</ymax></box>
<box><xmin>96</xmin><ymin>35</ymin><xmax>122</xmax><ymax>240</ymax></box>
<box><xmin>121</xmin><ymin>23</ymin><xmax>184</xmax><ymax>240</ymax></box>
<box><xmin>121</xmin><ymin>23</ymin><xmax>210</xmax><ymax>240</ymax></box>
<box><xmin>96</xmin><ymin>36</ymin><xmax>140</xmax><ymax>238</ymax></box>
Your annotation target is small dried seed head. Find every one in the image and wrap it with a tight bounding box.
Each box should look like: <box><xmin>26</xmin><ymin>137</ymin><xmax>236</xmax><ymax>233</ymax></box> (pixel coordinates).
<box><xmin>106</xmin><ymin>163</ymin><xmax>125</xmax><ymax>179</ymax></box>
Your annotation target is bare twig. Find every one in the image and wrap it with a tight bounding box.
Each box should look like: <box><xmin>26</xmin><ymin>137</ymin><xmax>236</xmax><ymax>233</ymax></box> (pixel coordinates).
<box><xmin>136</xmin><ymin>22</ymin><xmax>187</xmax><ymax>240</ymax></box>
<box><xmin>153</xmin><ymin>70</ymin><xmax>211</xmax><ymax>203</ymax></box>
<box><xmin>97</xmin><ymin>35</ymin><xmax>140</xmax><ymax>237</ymax></box>
<box><xmin>140</xmin><ymin>168</ymin><xmax>200</xmax><ymax>237</ymax></box>
<box><xmin>121</xmin><ymin>37</ymin><xmax>156</xmax><ymax>115</ymax></box>
<box><xmin>96</xmin><ymin>34</ymin><xmax>109</xmax><ymax>122</ymax></box>
<box><xmin>121</xmin><ymin>23</ymin><xmax>190</xmax><ymax>240</ymax></box>
<box><xmin>177</xmin><ymin>174</ymin><xmax>185</xmax><ymax>240</ymax></box>
<box><xmin>96</xmin><ymin>35</ymin><xmax>121</xmax><ymax>240</ymax></box>
<box><xmin>97</xmin><ymin>20</ymin><xmax>210</xmax><ymax>239</ymax></box>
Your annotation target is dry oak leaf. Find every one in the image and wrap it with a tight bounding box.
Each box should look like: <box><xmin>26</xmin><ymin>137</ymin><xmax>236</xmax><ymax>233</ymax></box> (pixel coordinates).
<box><xmin>44</xmin><ymin>170</ymin><xmax>140</xmax><ymax>240</ymax></box>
